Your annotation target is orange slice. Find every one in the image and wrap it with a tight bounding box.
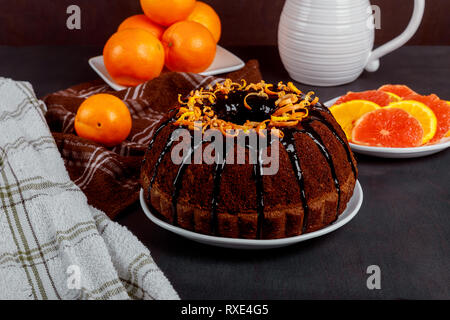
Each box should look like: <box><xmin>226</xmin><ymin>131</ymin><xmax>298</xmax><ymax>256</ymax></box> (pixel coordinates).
<box><xmin>385</xmin><ymin>92</ymin><xmax>402</xmax><ymax>102</ymax></box>
<box><xmin>378</xmin><ymin>84</ymin><xmax>416</xmax><ymax>98</ymax></box>
<box><xmin>329</xmin><ymin>100</ymin><xmax>381</xmax><ymax>140</ymax></box>
<box><xmin>352</xmin><ymin>108</ymin><xmax>424</xmax><ymax>148</ymax></box>
<box><xmin>385</xmin><ymin>100</ymin><xmax>437</xmax><ymax>144</ymax></box>
<box><xmin>404</xmin><ymin>94</ymin><xmax>450</xmax><ymax>143</ymax></box>
<box><xmin>335</xmin><ymin>90</ymin><xmax>392</xmax><ymax>106</ymax></box>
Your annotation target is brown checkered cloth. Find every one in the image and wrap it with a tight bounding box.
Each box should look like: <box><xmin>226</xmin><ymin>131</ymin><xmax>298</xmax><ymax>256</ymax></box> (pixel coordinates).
<box><xmin>43</xmin><ymin>60</ymin><xmax>262</xmax><ymax>219</ymax></box>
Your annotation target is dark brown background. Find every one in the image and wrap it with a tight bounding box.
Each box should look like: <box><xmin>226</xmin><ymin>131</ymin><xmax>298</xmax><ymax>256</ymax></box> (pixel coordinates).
<box><xmin>0</xmin><ymin>0</ymin><xmax>449</xmax><ymax>46</ymax></box>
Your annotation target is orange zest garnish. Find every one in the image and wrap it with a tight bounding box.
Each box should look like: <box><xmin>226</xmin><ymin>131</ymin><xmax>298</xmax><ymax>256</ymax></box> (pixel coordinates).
<box><xmin>174</xmin><ymin>79</ymin><xmax>318</xmax><ymax>137</ymax></box>
<box><xmin>270</xmin><ymin>120</ymin><xmax>299</xmax><ymax>127</ymax></box>
<box><xmin>273</xmin><ymin>100</ymin><xmax>309</xmax><ymax>117</ymax></box>
<box><xmin>264</xmin><ymin>84</ymin><xmax>278</xmax><ymax>95</ymax></box>
<box><xmin>288</xmin><ymin>82</ymin><xmax>302</xmax><ymax>94</ymax></box>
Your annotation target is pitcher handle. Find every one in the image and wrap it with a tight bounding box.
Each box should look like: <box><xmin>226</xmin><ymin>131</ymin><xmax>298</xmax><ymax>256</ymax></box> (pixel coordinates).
<box><xmin>365</xmin><ymin>0</ymin><xmax>425</xmax><ymax>72</ymax></box>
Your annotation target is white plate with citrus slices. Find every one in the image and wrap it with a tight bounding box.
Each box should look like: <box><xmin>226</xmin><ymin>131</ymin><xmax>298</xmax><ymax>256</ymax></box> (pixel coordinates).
<box><xmin>325</xmin><ymin>85</ymin><xmax>450</xmax><ymax>158</ymax></box>
<box><xmin>89</xmin><ymin>45</ymin><xmax>245</xmax><ymax>92</ymax></box>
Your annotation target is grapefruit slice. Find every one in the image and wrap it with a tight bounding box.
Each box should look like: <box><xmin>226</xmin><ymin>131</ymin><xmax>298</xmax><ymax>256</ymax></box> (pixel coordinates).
<box><xmin>403</xmin><ymin>94</ymin><xmax>450</xmax><ymax>143</ymax></box>
<box><xmin>329</xmin><ymin>100</ymin><xmax>381</xmax><ymax>140</ymax></box>
<box><xmin>352</xmin><ymin>108</ymin><xmax>424</xmax><ymax>148</ymax></box>
<box><xmin>335</xmin><ymin>90</ymin><xmax>392</xmax><ymax>107</ymax></box>
<box><xmin>378</xmin><ymin>84</ymin><xmax>417</xmax><ymax>98</ymax></box>
<box><xmin>386</xmin><ymin>100</ymin><xmax>437</xmax><ymax>144</ymax></box>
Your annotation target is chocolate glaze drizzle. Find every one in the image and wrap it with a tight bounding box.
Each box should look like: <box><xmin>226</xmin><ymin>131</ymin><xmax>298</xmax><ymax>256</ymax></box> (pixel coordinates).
<box><xmin>145</xmin><ymin>92</ymin><xmax>356</xmax><ymax>237</ymax></box>
<box><xmin>256</xmin><ymin>144</ymin><xmax>267</xmax><ymax>238</ymax></box>
<box><xmin>309</xmin><ymin>104</ymin><xmax>357</xmax><ymax>178</ymax></box>
<box><xmin>210</xmin><ymin>137</ymin><xmax>265</xmax><ymax>238</ymax></box>
<box><xmin>171</xmin><ymin>134</ymin><xmax>202</xmax><ymax>226</ymax></box>
<box><xmin>247</xmin><ymin>140</ymin><xmax>265</xmax><ymax>238</ymax></box>
<box><xmin>146</xmin><ymin>117</ymin><xmax>176</xmax><ymax>202</ymax></box>
<box><xmin>302</xmin><ymin>122</ymin><xmax>341</xmax><ymax>216</ymax></box>
<box><xmin>281</xmin><ymin>129</ymin><xmax>310</xmax><ymax>233</ymax></box>
<box><xmin>211</xmin><ymin>141</ymin><xmax>233</xmax><ymax>235</ymax></box>
<box><xmin>148</xmin><ymin>134</ymin><xmax>177</xmax><ymax>197</ymax></box>
<box><xmin>146</xmin><ymin>117</ymin><xmax>175</xmax><ymax>153</ymax></box>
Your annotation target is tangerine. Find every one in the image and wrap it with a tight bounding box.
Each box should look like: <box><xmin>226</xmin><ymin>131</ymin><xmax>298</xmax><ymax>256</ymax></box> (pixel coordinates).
<box><xmin>75</xmin><ymin>94</ymin><xmax>132</xmax><ymax>147</ymax></box>
<box><xmin>118</xmin><ymin>14</ymin><xmax>165</xmax><ymax>39</ymax></box>
<box><xmin>162</xmin><ymin>21</ymin><xmax>216</xmax><ymax>73</ymax></box>
<box><xmin>352</xmin><ymin>108</ymin><xmax>424</xmax><ymax>148</ymax></box>
<box><xmin>103</xmin><ymin>29</ymin><xmax>165</xmax><ymax>87</ymax></box>
<box><xmin>335</xmin><ymin>90</ymin><xmax>392</xmax><ymax>107</ymax></box>
<box><xmin>140</xmin><ymin>0</ymin><xmax>196</xmax><ymax>26</ymax></box>
<box><xmin>187</xmin><ymin>1</ymin><xmax>222</xmax><ymax>43</ymax></box>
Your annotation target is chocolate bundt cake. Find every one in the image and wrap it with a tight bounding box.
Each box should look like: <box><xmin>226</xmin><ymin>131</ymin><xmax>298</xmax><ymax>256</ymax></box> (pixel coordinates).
<box><xmin>141</xmin><ymin>80</ymin><xmax>357</xmax><ymax>239</ymax></box>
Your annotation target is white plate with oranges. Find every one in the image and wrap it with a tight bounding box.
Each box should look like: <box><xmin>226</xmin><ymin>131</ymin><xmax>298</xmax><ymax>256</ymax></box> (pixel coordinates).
<box><xmin>325</xmin><ymin>85</ymin><xmax>450</xmax><ymax>158</ymax></box>
<box><xmin>89</xmin><ymin>45</ymin><xmax>245</xmax><ymax>92</ymax></box>
<box><xmin>89</xmin><ymin>1</ymin><xmax>245</xmax><ymax>91</ymax></box>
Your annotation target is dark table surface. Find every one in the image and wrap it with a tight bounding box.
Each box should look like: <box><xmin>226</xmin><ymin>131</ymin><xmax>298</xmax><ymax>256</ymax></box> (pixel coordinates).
<box><xmin>0</xmin><ymin>45</ymin><xmax>449</xmax><ymax>299</ymax></box>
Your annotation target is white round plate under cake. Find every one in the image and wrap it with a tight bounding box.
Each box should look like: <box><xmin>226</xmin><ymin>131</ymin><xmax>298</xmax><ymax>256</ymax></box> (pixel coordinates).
<box><xmin>325</xmin><ymin>97</ymin><xmax>450</xmax><ymax>158</ymax></box>
<box><xmin>140</xmin><ymin>181</ymin><xmax>363</xmax><ymax>250</ymax></box>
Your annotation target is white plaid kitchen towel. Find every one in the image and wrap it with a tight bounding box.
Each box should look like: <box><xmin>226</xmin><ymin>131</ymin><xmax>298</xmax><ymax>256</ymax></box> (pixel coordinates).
<box><xmin>0</xmin><ymin>77</ymin><xmax>179</xmax><ymax>300</ymax></box>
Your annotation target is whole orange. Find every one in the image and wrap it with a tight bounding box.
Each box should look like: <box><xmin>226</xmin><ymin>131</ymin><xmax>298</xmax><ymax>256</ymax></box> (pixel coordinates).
<box><xmin>140</xmin><ymin>0</ymin><xmax>196</xmax><ymax>27</ymax></box>
<box><xmin>187</xmin><ymin>1</ymin><xmax>221</xmax><ymax>43</ymax></box>
<box><xmin>118</xmin><ymin>14</ymin><xmax>165</xmax><ymax>39</ymax></box>
<box><xmin>162</xmin><ymin>21</ymin><xmax>216</xmax><ymax>73</ymax></box>
<box><xmin>75</xmin><ymin>94</ymin><xmax>132</xmax><ymax>147</ymax></box>
<box><xmin>103</xmin><ymin>29</ymin><xmax>165</xmax><ymax>87</ymax></box>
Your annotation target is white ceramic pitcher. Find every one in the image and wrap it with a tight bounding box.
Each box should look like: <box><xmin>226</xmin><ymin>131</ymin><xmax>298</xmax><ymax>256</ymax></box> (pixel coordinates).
<box><xmin>278</xmin><ymin>0</ymin><xmax>425</xmax><ymax>86</ymax></box>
